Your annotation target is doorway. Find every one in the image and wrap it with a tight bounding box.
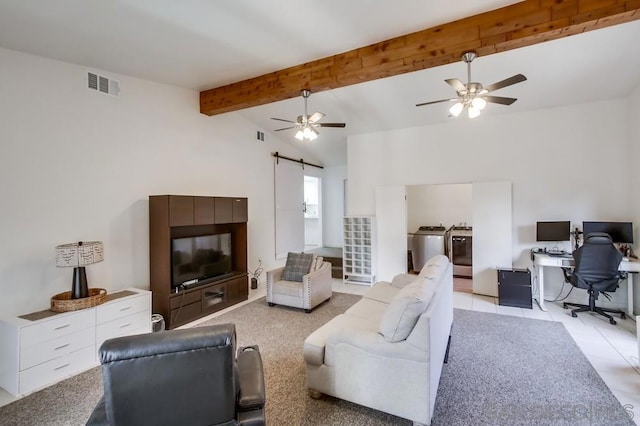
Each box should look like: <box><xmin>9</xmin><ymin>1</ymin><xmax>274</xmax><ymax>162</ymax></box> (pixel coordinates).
<box><xmin>304</xmin><ymin>175</ymin><xmax>322</xmax><ymax>250</ymax></box>
<box><xmin>407</xmin><ymin>183</ymin><xmax>473</xmax><ymax>292</ymax></box>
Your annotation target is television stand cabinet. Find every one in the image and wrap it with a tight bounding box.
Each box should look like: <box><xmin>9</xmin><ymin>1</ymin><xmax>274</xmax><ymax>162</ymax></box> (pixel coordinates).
<box><xmin>149</xmin><ymin>195</ymin><xmax>249</xmax><ymax>329</ymax></box>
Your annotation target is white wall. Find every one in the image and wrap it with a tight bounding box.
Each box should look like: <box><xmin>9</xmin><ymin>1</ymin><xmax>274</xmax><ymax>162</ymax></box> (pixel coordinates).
<box><xmin>630</xmin><ymin>84</ymin><xmax>640</xmax><ymax>311</ymax></box>
<box><xmin>0</xmin><ymin>47</ymin><xmax>317</xmax><ymax>317</ymax></box>
<box><xmin>322</xmin><ymin>165</ymin><xmax>347</xmax><ymax>247</ymax></box>
<box><xmin>348</xmin><ymin>99</ymin><xmax>633</xmax><ymax>309</ymax></box>
<box><xmin>406</xmin><ymin>183</ymin><xmax>472</xmax><ymax>232</ymax></box>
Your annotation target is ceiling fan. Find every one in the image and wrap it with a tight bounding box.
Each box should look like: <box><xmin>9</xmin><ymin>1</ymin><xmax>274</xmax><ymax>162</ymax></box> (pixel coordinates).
<box><xmin>416</xmin><ymin>52</ymin><xmax>527</xmax><ymax>118</ymax></box>
<box><xmin>271</xmin><ymin>89</ymin><xmax>346</xmax><ymax>141</ymax></box>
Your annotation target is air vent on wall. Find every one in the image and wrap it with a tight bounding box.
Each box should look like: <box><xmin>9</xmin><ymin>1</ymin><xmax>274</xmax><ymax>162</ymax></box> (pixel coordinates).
<box><xmin>87</xmin><ymin>72</ymin><xmax>120</xmax><ymax>97</ymax></box>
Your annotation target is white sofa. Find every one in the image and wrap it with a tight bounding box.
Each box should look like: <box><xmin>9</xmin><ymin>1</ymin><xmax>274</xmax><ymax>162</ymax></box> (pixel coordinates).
<box><xmin>303</xmin><ymin>255</ymin><xmax>453</xmax><ymax>426</ymax></box>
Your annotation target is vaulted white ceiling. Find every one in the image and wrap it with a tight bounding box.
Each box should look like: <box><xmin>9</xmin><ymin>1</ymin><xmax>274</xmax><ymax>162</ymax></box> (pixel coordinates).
<box><xmin>1</xmin><ymin>1</ymin><xmax>639</xmax><ymax>166</ymax></box>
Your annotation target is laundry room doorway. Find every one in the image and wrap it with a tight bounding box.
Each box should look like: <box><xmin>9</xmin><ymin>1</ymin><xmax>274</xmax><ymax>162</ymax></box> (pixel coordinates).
<box><xmin>406</xmin><ymin>183</ymin><xmax>473</xmax><ymax>292</ymax></box>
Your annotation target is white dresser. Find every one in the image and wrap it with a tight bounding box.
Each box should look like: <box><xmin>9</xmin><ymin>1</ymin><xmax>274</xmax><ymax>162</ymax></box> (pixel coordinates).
<box><xmin>0</xmin><ymin>288</ymin><xmax>151</xmax><ymax>396</ymax></box>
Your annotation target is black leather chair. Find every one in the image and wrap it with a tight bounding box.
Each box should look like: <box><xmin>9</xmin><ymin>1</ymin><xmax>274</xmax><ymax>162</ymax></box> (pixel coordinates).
<box><xmin>562</xmin><ymin>232</ymin><xmax>627</xmax><ymax>325</ymax></box>
<box><xmin>86</xmin><ymin>324</ymin><xmax>266</xmax><ymax>426</ymax></box>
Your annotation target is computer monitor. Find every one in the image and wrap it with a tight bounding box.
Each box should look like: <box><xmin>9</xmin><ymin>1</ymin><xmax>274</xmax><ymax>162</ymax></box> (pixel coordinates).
<box><xmin>582</xmin><ymin>221</ymin><xmax>633</xmax><ymax>244</ymax></box>
<box><xmin>536</xmin><ymin>221</ymin><xmax>571</xmax><ymax>242</ymax></box>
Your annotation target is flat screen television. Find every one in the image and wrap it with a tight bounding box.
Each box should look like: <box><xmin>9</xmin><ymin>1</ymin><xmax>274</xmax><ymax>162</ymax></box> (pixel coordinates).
<box><xmin>171</xmin><ymin>233</ymin><xmax>232</xmax><ymax>288</ymax></box>
<box><xmin>582</xmin><ymin>221</ymin><xmax>633</xmax><ymax>244</ymax></box>
<box><xmin>536</xmin><ymin>221</ymin><xmax>570</xmax><ymax>242</ymax></box>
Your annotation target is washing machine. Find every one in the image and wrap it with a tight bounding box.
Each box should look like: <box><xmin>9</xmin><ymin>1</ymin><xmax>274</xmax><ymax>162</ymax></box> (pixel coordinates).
<box><xmin>409</xmin><ymin>225</ymin><xmax>446</xmax><ymax>273</ymax></box>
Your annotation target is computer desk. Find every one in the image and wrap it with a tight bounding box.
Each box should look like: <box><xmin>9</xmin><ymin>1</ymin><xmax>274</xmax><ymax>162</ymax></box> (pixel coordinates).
<box><xmin>532</xmin><ymin>252</ymin><xmax>640</xmax><ymax>315</ymax></box>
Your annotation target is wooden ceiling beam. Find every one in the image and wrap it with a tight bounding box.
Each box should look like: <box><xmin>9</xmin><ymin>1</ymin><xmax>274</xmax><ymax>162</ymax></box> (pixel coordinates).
<box><xmin>200</xmin><ymin>0</ymin><xmax>640</xmax><ymax>116</ymax></box>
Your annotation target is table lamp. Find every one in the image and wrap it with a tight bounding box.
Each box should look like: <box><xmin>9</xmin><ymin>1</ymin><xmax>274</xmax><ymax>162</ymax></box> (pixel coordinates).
<box><xmin>55</xmin><ymin>241</ymin><xmax>104</xmax><ymax>299</ymax></box>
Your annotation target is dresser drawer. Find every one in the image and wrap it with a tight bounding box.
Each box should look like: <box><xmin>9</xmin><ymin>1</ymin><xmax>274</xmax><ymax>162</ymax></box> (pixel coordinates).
<box><xmin>19</xmin><ymin>345</ymin><xmax>95</xmax><ymax>395</ymax></box>
<box><xmin>20</xmin><ymin>327</ymin><xmax>95</xmax><ymax>371</ymax></box>
<box><xmin>96</xmin><ymin>311</ymin><xmax>151</xmax><ymax>349</ymax></box>
<box><xmin>21</xmin><ymin>309</ymin><xmax>95</xmax><ymax>348</ymax></box>
<box><xmin>96</xmin><ymin>294</ymin><xmax>149</xmax><ymax>324</ymax></box>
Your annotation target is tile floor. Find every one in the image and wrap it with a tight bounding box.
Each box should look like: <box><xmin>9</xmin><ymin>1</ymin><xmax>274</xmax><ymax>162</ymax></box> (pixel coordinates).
<box><xmin>1</xmin><ymin>278</ymin><xmax>639</xmax><ymax>425</ymax></box>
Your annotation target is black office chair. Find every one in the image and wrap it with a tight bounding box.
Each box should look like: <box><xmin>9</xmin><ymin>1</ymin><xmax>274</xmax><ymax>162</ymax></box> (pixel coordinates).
<box><xmin>562</xmin><ymin>232</ymin><xmax>627</xmax><ymax>325</ymax></box>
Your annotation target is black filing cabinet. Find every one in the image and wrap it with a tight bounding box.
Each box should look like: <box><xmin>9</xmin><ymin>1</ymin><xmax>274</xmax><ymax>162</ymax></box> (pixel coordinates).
<box><xmin>497</xmin><ymin>268</ymin><xmax>532</xmax><ymax>309</ymax></box>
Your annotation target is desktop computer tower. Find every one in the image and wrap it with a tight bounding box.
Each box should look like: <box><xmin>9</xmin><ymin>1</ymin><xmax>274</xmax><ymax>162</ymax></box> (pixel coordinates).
<box><xmin>497</xmin><ymin>268</ymin><xmax>532</xmax><ymax>309</ymax></box>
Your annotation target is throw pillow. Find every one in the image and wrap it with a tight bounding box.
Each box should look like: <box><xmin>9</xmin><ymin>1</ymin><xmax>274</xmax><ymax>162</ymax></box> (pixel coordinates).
<box><xmin>390</xmin><ymin>273</ymin><xmax>418</xmax><ymax>288</ymax></box>
<box><xmin>281</xmin><ymin>252</ymin><xmax>314</xmax><ymax>282</ymax></box>
<box><xmin>379</xmin><ymin>278</ymin><xmax>435</xmax><ymax>343</ymax></box>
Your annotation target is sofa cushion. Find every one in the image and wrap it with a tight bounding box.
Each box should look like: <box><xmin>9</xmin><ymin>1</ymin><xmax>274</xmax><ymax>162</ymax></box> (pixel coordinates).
<box><xmin>272</xmin><ymin>280</ymin><xmax>303</xmax><ymax>298</ymax></box>
<box><xmin>417</xmin><ymin>255</ymin><xmax>449</xmax><ymax>280</ymax></box>
<box><xmin>379</xmin><ymin>278</ymin><xmax>436</xmax><ymax>343</ymax></box>
<box><xmin>363</xmin><ymin>282</ymin><xmax>400</xmax><ymax>304</ymax></box>
<box><xmin>345</xmin><ymin>297</ymin><xmax>388</xmax><ymax>322</ymax></box>
<box><xmin>311</xmin><ymin>256</ymin><xmax>323</xmax><ymax>271</ymax></box>
<box><xmin>390</xmin><ymin>273</ymin><xmax>420</xmax><ymax>288</ymax></box>
<box><xmin>281</xmin><ymin>252</ymin><xmax>314</xmax><ymax>282</ymax></box>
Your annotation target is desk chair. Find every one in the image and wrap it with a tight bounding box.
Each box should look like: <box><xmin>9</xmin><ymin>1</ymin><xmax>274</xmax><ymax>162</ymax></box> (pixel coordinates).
<box><xmin>562</xmin><ymin>232</ymin><xmax>627</xmax><ymax>325</ymax></box>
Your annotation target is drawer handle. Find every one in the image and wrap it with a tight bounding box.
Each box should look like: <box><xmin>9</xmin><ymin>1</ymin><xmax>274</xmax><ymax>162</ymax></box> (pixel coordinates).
<box><xmin>54</xmin><ymin>324</ymin><xmax>70</xmax><ymax>330</ymax></box>
<box><xmin>54</xmin><ymin>363</ymin><xmax>70</xmax><ymax>371</ymax></box>
<box><xmin>119</xmin><ymin>323</ymin><xmax>131</xmax><ymax>329</ymax></box>
<box><xmin>54</xmin><ymin>343</ymin><xmax>70</xmax><ymax>351</ymax></box>
<box><xmin>119</xmin><ymin>306</ymin><xmax>131</xmax><ymax>312</ymax></box>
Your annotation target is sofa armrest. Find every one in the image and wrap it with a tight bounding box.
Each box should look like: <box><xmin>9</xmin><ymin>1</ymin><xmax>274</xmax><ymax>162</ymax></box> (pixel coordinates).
<box><xmin>266</xmin><ymin>266</ymin><xmax>284</xmax><ymax>284</ymax></box>
<box><xmin>302</xmin><ymin>261</ymin><xmax>332</xmax><ymax>310</ymax></box>
<box><xmin>266</xmin><ymin>266</ymin><xmax>284</xmax><ymax>302</ymax></box>
<box><xmin>236</xmin><ymin>346</ymin><xmax>265</xmax><ymax>411</ymax></box>
<box><xmin>390</xmin><ymin>273</ymin><xmax>419</xmax><ymax>288</ymax></box>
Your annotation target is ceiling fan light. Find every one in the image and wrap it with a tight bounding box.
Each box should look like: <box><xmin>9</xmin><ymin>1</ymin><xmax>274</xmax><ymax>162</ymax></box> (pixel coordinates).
<box><xmin>468</xmin><ymin>106</ymin><xmax>481</xmax><ymax>118</ymax></box>
<box><xmin>295</xmin><ymin>129</ymin><xmax>304</xmax><ymax>140</ymax></box>
<box><xmin>303</xmin><ymin>126</ymin><xmax>314</xmax><ymax>139</ymax></box>
<box><xmin>472</xmin><ymin>97</ymin><xmax>487</xmax><ymax>110</ymax></box>
<box><xmin>449</xmin><ymin>102</ymin><xmax>464</xmax><ymax>117</ymax></box>
<box><xmin>308</xmin><ymin>131</ymin><xmax>318</xmax><ymax>141</ymax></box>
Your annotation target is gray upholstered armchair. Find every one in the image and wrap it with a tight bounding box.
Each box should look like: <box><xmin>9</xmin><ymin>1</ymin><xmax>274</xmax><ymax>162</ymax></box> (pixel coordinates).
<box><xmin>87</xmin><ymin>324</ymin><xmax>265</xmax><ymax>426</ymax></box>
<box><xmin>266</xmin><ymin>252</ymin><xmax>332</xmax><ymax>313</ymax></box>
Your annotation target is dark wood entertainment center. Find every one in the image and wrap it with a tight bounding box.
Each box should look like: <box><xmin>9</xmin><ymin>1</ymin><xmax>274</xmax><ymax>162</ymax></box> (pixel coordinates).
<box><xmin>149</xmin><ymin>195</ymin><xmax>248</xmax><ymax>329</ymax></box>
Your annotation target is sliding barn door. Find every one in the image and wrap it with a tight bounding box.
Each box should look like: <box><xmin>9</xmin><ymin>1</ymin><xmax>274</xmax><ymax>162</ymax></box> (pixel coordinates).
<box><xmin>274</xmin><ymin>159</ymin><xmax>304</xmax><ymax>259</ymax></box>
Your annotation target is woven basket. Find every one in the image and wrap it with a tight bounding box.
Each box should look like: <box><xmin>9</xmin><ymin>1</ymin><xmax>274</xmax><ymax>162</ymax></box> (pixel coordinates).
<box><xmin>50</xmin><ymin>288</ymin><xmax>108</xmax><ymax>312</ymax></box>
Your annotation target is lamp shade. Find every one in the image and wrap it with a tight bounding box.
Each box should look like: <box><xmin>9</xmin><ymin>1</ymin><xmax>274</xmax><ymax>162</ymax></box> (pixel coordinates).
<box><xmin>55</xmin><ymin>241</ymin><xmax>104</xmax><ymax>267</ymax></box>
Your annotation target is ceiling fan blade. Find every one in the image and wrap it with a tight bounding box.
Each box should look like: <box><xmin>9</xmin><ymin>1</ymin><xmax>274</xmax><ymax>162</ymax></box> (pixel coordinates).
<box><xmin>416</xmin><ymin>98</ymin><xmax>457</xmax><ymax>107</ymax></box>
<box><xmin>273</xmin><ymin>126</ymin><xmax>298</xmax><ymax>131</ymax></box>
<box><xmin>270</xmin><ymin>117</ymin><xmax>296</xmax><ymax>124</ymax></box>
<box><xmin>445</xmin><ymin>78</ymin><xmax>466</xmax><ymax>93</ymax></box>
<box><xmin>318</xmin><ymin>122</ymin><xmax>346</xmax><ymax>128</ymax></box>
<box><xmin>483</xmin><ymin>95</ymin><xmax>518</xmax><ymax>105</ymax></box>
<box><xmin>308</xmin><ymin>112</ymin><xmax>325</xmax><ymax>123</ymax></box>
<box><xmin>484</xmin><ymin>74</ymin><xmax>527</xmax><ymax>92</ymax></box>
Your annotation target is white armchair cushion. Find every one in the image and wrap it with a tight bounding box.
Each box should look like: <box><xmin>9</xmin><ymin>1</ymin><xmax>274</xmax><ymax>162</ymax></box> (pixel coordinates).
<box><xmin>379</xmin><ymin>278</ymin><xmax>436</xmax><ymax>343</ymax></box>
